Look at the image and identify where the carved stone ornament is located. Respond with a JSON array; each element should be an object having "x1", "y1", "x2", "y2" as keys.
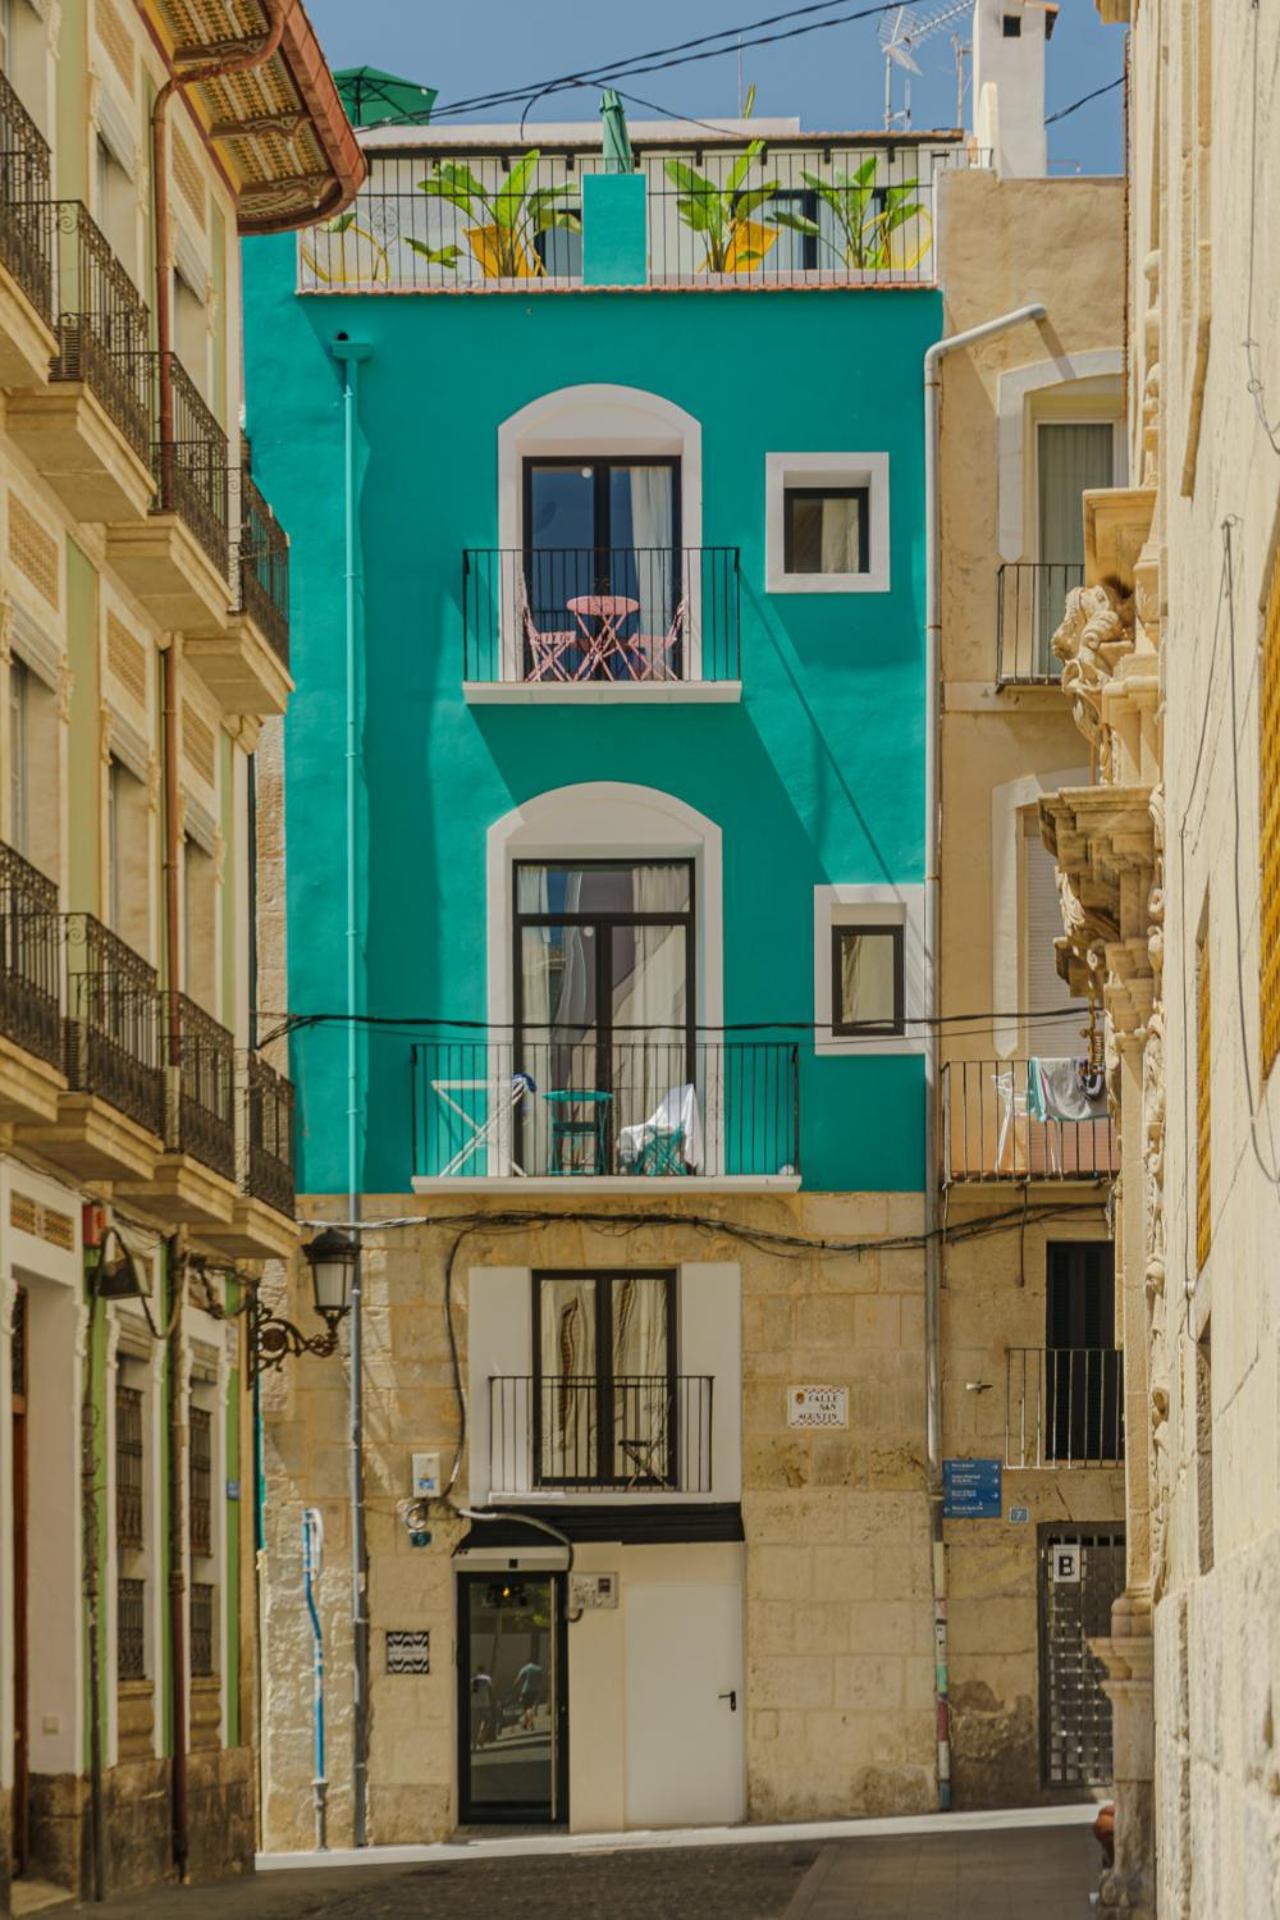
[
  {"x1": 1147, "y1": 784, "x2": 1165, "y2": 981},
  {"x1": 1053, "y1": 582, "x2": 1135, "y2": 777}
]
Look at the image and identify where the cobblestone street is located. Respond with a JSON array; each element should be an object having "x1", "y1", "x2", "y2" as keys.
[{"x1": 70, "y1": 1820, "x2": 1100, "y2": 1920}]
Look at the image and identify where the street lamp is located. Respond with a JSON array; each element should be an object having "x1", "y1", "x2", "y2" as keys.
[{"x1": 250, "y1": 1228, "x2": 358, "y2": 1380}]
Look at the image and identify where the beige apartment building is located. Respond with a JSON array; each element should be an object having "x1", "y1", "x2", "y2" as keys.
[
  {"x1": 1037, "y1": 1, "x2": 1280, "y2": 1915},
  {"x1": 0, "y1": 1, "x2": 358, "y2": 1908},
  {"x1": 935, "y1": 162, "x2": 1127, "y2": 1808}
]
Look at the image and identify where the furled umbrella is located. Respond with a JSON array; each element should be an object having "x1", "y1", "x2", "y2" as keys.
[
  {"x1": 335, "y1": 67, "x2": 438, "y2": 129},
  {"x1": 600, "y1": 88, "x2": 634, "y2": 173}
]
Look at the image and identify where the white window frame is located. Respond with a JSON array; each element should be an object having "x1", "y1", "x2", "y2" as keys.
[
  {"x1": 765, "y1": 452, "x2": 890, "y2": 594},
  {"x1": 814, "y1": 883, "x2": 925, "y2": 1056}
]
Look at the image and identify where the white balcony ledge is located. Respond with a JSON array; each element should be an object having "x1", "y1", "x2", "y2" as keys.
[
  {"x1": 462, "y1": 679, "x2": 742, "y2": 706},
  {"x1": 413, "y1": 1173, "x2": 801, "y2": 1194}
]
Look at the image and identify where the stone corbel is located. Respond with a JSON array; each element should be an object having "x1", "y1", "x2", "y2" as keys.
[{"x1": 1052, "y1": 583, "x2": 1134, "y2": 774}]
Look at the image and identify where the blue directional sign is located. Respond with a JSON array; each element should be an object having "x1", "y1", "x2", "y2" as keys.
[{"x1": 943, "y1": 1458, "x2": 1002, "y2": 1518}]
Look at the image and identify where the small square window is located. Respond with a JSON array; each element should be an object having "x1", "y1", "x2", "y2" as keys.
[
  {"x1": 783, "y1": 487, "x2": 869, "y2": 576},
  {"x1": 1002, "y1": 13, "x2": 1022, "y2": 35},
  {"x1": 832, "y1": 925, "x2": 904, "y2": 1035}
]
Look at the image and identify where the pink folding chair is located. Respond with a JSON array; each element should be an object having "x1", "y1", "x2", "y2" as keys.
[
  {"x1": 521, "y1": 599, "x2": 577, "y2": 683},
  {"x1": 624, "y1": 601, "x2": 685, "y2": 682}
]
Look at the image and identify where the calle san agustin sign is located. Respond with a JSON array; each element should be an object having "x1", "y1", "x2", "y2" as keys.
[{"x1": 788, "y1": 1385, "x2": 849, "y2": 1429}]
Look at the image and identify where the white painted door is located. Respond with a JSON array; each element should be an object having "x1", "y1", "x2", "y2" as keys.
[{"x1": 624, "y1": 1582, "x2": 745, "y2": 1828}]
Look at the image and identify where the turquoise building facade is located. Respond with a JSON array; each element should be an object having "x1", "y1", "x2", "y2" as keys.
[{"x1": 245, "y1": 124, "x2": 964, "y2": 1844}]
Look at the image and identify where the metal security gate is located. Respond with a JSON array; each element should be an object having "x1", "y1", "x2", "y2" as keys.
[{"x1": 1039, "y1": 1525, "x2": 1125, "y2": 1788}]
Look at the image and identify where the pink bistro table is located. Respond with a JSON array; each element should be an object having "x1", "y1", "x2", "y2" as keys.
[{"x1": 566, "y1": 594, "x2": 640, "y2": 680}]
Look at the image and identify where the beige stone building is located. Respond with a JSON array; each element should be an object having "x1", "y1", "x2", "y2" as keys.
[
  {"x1": 1036, "y1": 2, "x2": 1280, "y2": 1914},
  {"x1": 0, "y1": 2, "x2": 358, "y2": 1909},
  {"x1": 935, "y1": 163, "x2": 1128, "y2": 1810}
]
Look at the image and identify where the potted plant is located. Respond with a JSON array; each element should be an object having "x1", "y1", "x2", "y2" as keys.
[
  {"x1": 664, "y1": 139, "x2": 783, "y2": 274},
  {"x1": 410, "y1": 152, "x2": 581, "y2": 279},
  {"x1": 299, "y1": 208, "x2": 392, "y2": 286},
  {"x1": 774, "y1": 156, "x2": 930, "y2": 271}
]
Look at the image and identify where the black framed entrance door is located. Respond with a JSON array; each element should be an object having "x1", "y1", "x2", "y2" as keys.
[{"x1": 458, "y1": 1572, "x2": 568, "y2": 1825}]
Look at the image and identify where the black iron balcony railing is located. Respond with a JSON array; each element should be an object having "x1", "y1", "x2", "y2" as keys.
[
  {"x1": 941, "y1": 1058, "x2": 1117, "y2": 1185},
  {"x1": 243, "y1": 1052, "x2": 295, "y2": 1217},
  {"x1": 996, "y1": 562, "x2": 1084, "y2": 684},
  {"x1": 48, "y1": 201, "x2": 152, "y2": 465},
  {"x1": 0, "y1": 840, "x2": 62, "y2": 1071},
  {"x1": 0, "y1": 71, "x2": 54, "y2": 323},
  {"x1": 412, "y1": 1035, "x2": 799, "y2": 1181},
  {"x1": 155, "y1": 352, "x2": 230, "y2": 578},
  {"x1": 233, "y1": 463, "x2": 290, "y2": 665},
  {"x1": 64, "y1": 914, "x2": 164, "y2": 1137},
  {"x1": 462, "y1": 547, "x2": 741, "y2": 686},
  {"x1": 490, "y1": 1374, "x2": 714, "y2": 1494},
  {"x1": 1005, "y1": 1346, "x2": 1125, "y2": 1470},
  {"x1": 164, "y1": 993, "x2": 235, "y2": 1180}
]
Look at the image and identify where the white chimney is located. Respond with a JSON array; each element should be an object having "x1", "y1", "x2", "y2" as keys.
[{"x1": 972, "y1": 0, "x2": 1056, "y2": 178}]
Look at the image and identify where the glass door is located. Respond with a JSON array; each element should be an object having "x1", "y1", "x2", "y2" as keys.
[
  {"x1": 459, "y1": 1573, "x2": 567, "y2": 1824},
  {"x1": 1036, "y1": 422, "x2": 1115, "y2": 674}
]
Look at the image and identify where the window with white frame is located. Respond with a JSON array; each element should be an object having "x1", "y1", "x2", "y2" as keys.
[
  {"x1": 9, "y1": 651, "x2": 60, "y2": 881},
  {"x1": 814, "y1": 884, "x2": 924, "y2": 1054},
  {"x1": 766, "y1": 453, "x2": 889, "y2": 593},
  {"x1": 106, "y1": 754, "x2": 150, "y2": 954}
]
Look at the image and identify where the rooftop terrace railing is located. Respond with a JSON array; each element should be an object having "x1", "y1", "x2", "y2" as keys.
[
  {"x1": 298, "y1": 141, "x2": 975, "y2": 293},
  {"x1": 0, "y1": 71, "x2": 54, "y2": 324}
]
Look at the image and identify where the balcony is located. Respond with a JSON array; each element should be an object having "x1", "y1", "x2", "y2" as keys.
[
  {"x1": 107, "y1": 352, "x2": 234, "y2": 640},
  {"x1": 203, "y1": 1054, "x2": 299, "y2": 1260},
  {"x1": 996, "y1": 563, "x2": 1084, "y2": 685},
  {"x1": 489, "y1": 1374, "x2": 714, "y2": 1497},
  {"x1": 7, "y1": 201, "x2": 155, "y2": 522},
  {"x1": 941, "y1": 1058, "x2": 1117, "y2": 1186},
  {"x1": 461, "y1": 547, "x2": 741, "y2": 702},
  {"x1": 0, "y1": 841, "x2": 65, "y2": 1125},
  {"x1": 32, "y1": 914, "x2": 165, "y2": 1181},
  {"x1": 201, "y1": 462, "x2": 296, "y2": 717},
  {"x1": 0, "y1": 72, "x2": 58, "y2": 386},
  {"x1": 120, "y1": 992, "x2": 239, "y2": 1227},
  {"x1": 411, "y1": 1036, "x2": 800, "y2": 1190},
  {"x1": 1005, "y1": 1346, "x2": 1125, "y2": 1470},
  {"x1": 298, "y1": 141, "x2": 968, "y2": 294}
]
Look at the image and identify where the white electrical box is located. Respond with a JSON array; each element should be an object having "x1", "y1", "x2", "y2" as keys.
[
  {"x1": 411, "y1": 1451, "x2": 441, "y2": 1499},
  {"x1": 570, "y1": 1571, "x2": 619, "y2": 1611}
]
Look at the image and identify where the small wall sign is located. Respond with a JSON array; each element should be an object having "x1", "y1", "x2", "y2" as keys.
[
  {"x1": 787, "y1": 1385, "x2": 848, "y2": 1429},
  {"x1": 385, "y1": 1630, "x2": 431, "y2": 1675},
  {"x1": 1051, "y1": 1544, "x2": 1082, "y2": 1584},
  {"x1": 943, "y1": 1458, "x2": 1002, "y2": 1518},
  {"x1": 225, "y1": 1480, "x2": 241, "y2": 1502},
  {"x1": 570, "y1": 1571, "x2": 618, "y2": 1611},
  {"x1": 1008, "y1": 1505, "x2": 1030, "y2": 1525}
]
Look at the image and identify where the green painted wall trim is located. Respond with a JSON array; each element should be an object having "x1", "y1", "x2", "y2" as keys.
[
  {"x1": 224, "y1": 1278, "x2": 240, "y2": 1750},
  {"x1": 220, "y1": 731, "x2": 236, "y2": 1026},
  {"x1": 81, "y1": 1277, "x2": 109, "y2": 1773},
  {"x1": 65, "y1": 540, "x2": 100, "y2": 913},
  {"x1": 582, "y1": 175, "x2": 647, "y2": 287}
]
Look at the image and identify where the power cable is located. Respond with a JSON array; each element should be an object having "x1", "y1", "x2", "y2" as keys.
[{"x1": 1044, "y1": 76, "x2": 1124, "y2": 127}]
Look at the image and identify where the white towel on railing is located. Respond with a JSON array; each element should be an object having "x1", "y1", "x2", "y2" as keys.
[
  {"x1": 1027, "y1": 1057, "x2": 1109, "y2": 1124},
  {"x1": 617, "y1": 1082, "x2": 704, "y2": 1172}
]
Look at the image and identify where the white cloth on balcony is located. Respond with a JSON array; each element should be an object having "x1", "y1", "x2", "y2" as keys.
[
  {"x1": 617, "y1": 1081, "x2": 703, "y2": 1172},
  {"x1": 1027, "y1": 1056, "x2": 1109, "y2": 1124}
]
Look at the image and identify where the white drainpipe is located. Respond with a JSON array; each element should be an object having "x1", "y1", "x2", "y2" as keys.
[{"x1": 922, "y1": 301, "x2": 1046, "y2": 1809}]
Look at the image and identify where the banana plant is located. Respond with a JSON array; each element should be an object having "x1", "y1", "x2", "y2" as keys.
[
  {"x1": 774, "y1": 157, "x2": 928, "y2": 270},
  {"x1": 664, "y1": 139, "x2": 782, "y2": 273},
  {"x1": 300, "y1": 208, "x2": 391, "y2": 286},
  {"x1": 410, "y1": 151, "x2": 581, "y2": 278}
]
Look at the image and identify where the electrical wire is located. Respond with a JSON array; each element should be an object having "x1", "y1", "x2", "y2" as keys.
[
  {"x1": 1243, "y1": 0, "x2": 1280, "y2": 455},
  {"x1": 1044, "y1": 76, "x2": 1124, "y2": 127},
  {"x1": 423, "y1": 0, "x2": 909, "y2": 125}
]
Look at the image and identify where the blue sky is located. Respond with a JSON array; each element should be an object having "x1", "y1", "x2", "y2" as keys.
[{"x1": 304, "y1": 0, "x2": 1124, "y2": 174}]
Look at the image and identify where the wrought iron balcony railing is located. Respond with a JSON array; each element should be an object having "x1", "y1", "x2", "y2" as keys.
[
  {"x1": 490, "y1": 1374, "x2": 714, "y2": 1495},
  {"x1": 996, "y1": 562, "x2": 1084, "y2": 685},
  {"x1": 242, "y1": 1052, "x2": 295, "y2": 1216},
  {"x1": 1005, "y1": 1346, "x2": 1125, "y2": 1470},
  {"x1": 64, "y1": 914, "x2": 165, "y2": 1137},
  {"x1": 48, "y1": 201, "x2": 153, "y2": 465},
  {"x1": 412, "y1": 1035, "x2": 799, "y2": 1181},
  {"x1": 0, "y1": 71, "x2": 54, "y2": 323},
  {"x1": 462, "y1": 547, "x2": 741, "y2": 686},
  {"x1": 155, "y1": 351, "x2": 230, "y2": 577},
  {"x1": 232, "y1": 461, "x2": 290, "y2": 665},
  {"x1": 0, "y1": 840, "x2": 62, "y2": 1071},
  {"x1": 941, "y1": 1058, "x2": 1117, "y2": 1185},
  {"x1": 164, "y1": 993, "x2": 235, "y2": 1180}
]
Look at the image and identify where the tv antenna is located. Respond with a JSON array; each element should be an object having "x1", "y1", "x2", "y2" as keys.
[{"x1": 879, "y1": 0, "x2": 974, "y2": 131}]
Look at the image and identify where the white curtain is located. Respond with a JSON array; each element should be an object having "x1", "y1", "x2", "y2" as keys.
[
  {"x1": 540, "y1": 1276, "x2": 597, "y2": 1480},
  {"x1": 821, "y1": 497, "x2": 862, "y2": 573},
  {"x1": 611, "y1": 1276, "x2": 670, "y2": 1481},
  {"x1": 1036, "y1": 423, "x2": 1114, "y2": 673},
  {"x1": 612, "y1": 865, "x2": 689, "y2": 1139},
  {"x1": 628, "y1": 467, "x2": 675, "y2": 637}
]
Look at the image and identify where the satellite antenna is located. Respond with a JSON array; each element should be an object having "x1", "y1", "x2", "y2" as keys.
[{"x1": 879, "y1": 0, "x2": 974, "y2": 131}]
